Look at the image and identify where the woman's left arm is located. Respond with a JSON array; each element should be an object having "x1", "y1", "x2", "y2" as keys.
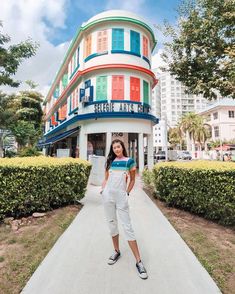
[{"x1": 126, "y1": 169, "x2": 135, "y2": 195}]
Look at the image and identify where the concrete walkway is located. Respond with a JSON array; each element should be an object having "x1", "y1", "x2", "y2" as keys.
[{"x1": 22, "y1": 176, "x2": 221, "y2": 294}]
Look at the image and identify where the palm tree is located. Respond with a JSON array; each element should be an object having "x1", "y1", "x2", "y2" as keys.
[
  {"x1": 168, "y1": 125, "x2": 184, "y2": 149},
  {"x1": 179, "y1": 112, "x2": 209, "y2": 154},
  {"x1": 179, "y1": 112, "x2": 199, "y2": 152},
  {"x1": 194, "y1": 120, "x2": 211, "y2": 152}
]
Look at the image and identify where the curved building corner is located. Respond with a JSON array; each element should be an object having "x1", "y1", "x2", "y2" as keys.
[{"x1": 41, "y1": 10, "x2": 159, "y2": 172}]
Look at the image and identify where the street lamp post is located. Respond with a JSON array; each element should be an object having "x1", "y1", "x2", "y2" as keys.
[
  {"x1": 163, "y1": 118, "x2": 168, "y2": 161},
  {"x1": 218, "y1": 110, "x2": 223, "y2": 161}
]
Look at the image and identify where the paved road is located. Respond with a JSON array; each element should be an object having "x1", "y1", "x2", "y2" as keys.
[{"x1": 22, "y1": 177, "x2": 221, "y2": 294}]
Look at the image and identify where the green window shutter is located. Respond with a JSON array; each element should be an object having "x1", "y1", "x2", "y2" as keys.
[
  {"x1": 96, "y1": 76, "x2": 107, "y2": 101},
  {"x1": 54, "y1": 85, "x2": 60, "y2": 98},
  {"x1": 112, "y1": 29, "x2": 124, "y2": 50},
  {"x1": 130, "y1": 30, "x2": 140, "y2": 55},
  {"x1": 143, "y1": 80, "x2": 149, "y2": 104},
  {"x1": 62, "y1": 74, "x2": 68, "y2": 88}
]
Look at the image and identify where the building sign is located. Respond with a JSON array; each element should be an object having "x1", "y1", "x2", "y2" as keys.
[{"x1": 93, "y1": 102, "x2": 150, "y2": 114}]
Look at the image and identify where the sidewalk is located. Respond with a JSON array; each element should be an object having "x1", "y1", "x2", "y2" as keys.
[{"x1": 22, "y1": 176, "x2": 221, "y2": 294}]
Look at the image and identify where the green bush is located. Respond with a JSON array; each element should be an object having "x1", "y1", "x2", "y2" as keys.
[
  {"x1": 0, "y1": 156, "x2": 91, "y2": 221},
  {"x1": 5, "y1": 150, "x2": 17, "y2": 158},
  {"x1": 144, "y1": 161, "x2": 235, "y2": 226},
  {"x1": 18, "y1": 146, "x2": 41, "y2": 157},
  {"x1": 142, "y1": 168, "x2": 155, "y2": 190}
]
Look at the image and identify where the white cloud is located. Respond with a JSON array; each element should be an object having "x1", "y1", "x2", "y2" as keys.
[
  {"x1": 0, "y1": 0, "x2": 69, "y2": 96},
  {"x1": 152, "y1": 49, "x2": 167, "y2": 72}
]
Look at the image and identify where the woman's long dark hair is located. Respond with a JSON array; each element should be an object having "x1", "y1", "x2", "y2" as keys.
[{"x1": 105, "y1": 139, "x2": 128, "y2": 171}]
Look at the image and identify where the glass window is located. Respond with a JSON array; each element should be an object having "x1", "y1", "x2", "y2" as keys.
[
  {"x1": 228, "y1": 110, "x2": 235, "y2": 118},
  {"x1": 205, "y1": 114, "x2": 211, "y2": 121},
  {"x1": 213, "y1": 112, "x2": 218, "y2": 120},
  {"x1": 214, "y1": 126, "x2": 219, "y2": 137}
]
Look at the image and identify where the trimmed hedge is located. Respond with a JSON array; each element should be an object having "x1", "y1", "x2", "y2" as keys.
[
  {"x1": 145, "y1": 161, "x2": 235, "y2": 225},
  {"x1": 0, "y1": 156, "x2": 91, "y2": 221}
]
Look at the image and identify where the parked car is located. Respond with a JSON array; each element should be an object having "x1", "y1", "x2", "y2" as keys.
[
  {"x1": 155, "y1": 151, "x2": 166, "y2": 161},
  {"x1": 177, "y1": 151, "x2": 192, "y2": 160}
]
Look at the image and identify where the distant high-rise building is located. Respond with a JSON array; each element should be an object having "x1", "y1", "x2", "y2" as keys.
[{"x1": 152, "y1": 71, "x2": 209, "y2": 150}]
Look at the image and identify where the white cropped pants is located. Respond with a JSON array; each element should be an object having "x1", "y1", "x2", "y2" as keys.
[{"x1": 101, "y1": 169, "x2": 136, "y2": 241}]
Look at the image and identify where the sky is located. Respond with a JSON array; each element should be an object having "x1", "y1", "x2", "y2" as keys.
[{"x1": 0, "y1": 0, "x2": 181, "y2": 96}]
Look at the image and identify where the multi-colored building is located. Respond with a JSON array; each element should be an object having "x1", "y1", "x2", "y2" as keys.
[{"x1": 42, "y1": 10, "x2": 158, "y2": 171}]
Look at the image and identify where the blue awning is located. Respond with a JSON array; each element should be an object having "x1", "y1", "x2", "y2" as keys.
[{"x1": 38, "y1": 127, "x2": 80, "y2": 147}]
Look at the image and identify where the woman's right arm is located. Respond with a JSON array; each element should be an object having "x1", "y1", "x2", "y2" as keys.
[{"x1": 101, "y1": 170, "x2": 109, "y2": 191}]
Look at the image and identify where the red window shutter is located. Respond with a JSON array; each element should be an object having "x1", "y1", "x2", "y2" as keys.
[
  {"x1": 59, "y1": 108, "x2": 62, "y2": 120},
  {"x1": 112, "y1": 75, "x2": 124, "y2": 100},
  {"x1": 143, "y1": 36, "x2": 148, "y2": 58},
  {"x1": 88, "y1": 35, "x2": 92, "y2": 56},
  {"x1": 97, "y1": 30, "x2": 107, "y2": 53},
  {"x1": 51, "y1": 115, "x2": 57, "y2": 126},
  {"x1": 63, "y1": 104, "x2": 67, "y2": 119},
  {"x1": 72, "y1": 92, "x2": 75, "y2": 110},
  {"x1": 102, "y1": 30, "x2": 107, "y2": 51},
  {"x1": 97, "y1": 31, "x2": 102, "y2": 52},
  {"x1": 130, "y1": 77, "x2": 140, "y2": 102},
  {"x1": 75, "y1": 88, "x2": 78, "y2": 108},
  {"x1": 59, "y1": 103, "x2": 67, "y2": 120},
  {"x1": 84, "y1": 35, "x2": 92, "y2": 58}
]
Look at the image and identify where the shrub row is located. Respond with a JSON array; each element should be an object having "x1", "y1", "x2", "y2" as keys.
[
  {"x1": 144, "y1": 161, "x2": 235, "y2": 226},
  {"x1": 0, "y1": 156, "x2": 91, "y2": 221}
]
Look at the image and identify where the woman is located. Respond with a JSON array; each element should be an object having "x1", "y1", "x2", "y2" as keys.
[{"x1": 100, "y1": 139, "x2": 148, "y2": 279}]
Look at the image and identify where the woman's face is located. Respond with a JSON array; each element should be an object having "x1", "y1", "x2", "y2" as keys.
[{"x1": 112, "y1": 142, "x2": 123, "y2": 157}]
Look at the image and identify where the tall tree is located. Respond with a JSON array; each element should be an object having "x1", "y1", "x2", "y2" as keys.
[
  {"x1": 0, "y1": 21, "x2": 38, "y2": 87},
  {"x1": 179, "y1": 112, "x2": 210, "y2": 152},
  {"x1": 168, "y1": 125, "x2": 184, "y2": 149},
  {"x1": 0, "y1": 91, "x2": 16, "y2": 156},
  {"x1": 0, "y1": 88, "x2": 43, "y2": 153},
  {"x1": 160, "y1": 0, "x2": 235, "y2": 100},
  {"x1": 9, "y1": 89, "x2": 43, "y2": 149}
]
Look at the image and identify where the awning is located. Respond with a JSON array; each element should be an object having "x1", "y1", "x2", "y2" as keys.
[
  {"x1": 214, "y1": 145, "x2": 231, "y2": 151},
  {"x1": 38, "y1": 126, "x2": 80, "y2": 147}
]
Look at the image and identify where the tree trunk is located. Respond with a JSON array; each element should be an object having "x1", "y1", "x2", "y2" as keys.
[
  {"x1": 0, "y1": 134, "x2": 4, "y2": 158},
  {"x1": 186, "y1": 131, "x2": 191, "y2": 151},
  {"x1": 191, "y1": 139, "x2": 196, "y2": 159}
]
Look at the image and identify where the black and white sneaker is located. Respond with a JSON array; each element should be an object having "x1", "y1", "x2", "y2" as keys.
[
  {"x1": 136, "y1": 260, "x2": 148, "y2": 279},
  {"x1": 108, "y1": 250, "x2": 121, "y2": 265}
]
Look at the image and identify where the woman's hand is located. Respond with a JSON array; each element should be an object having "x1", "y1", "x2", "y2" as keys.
[{"x1": 126, "y1": 169, "x2": 135, "y2": 196}]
